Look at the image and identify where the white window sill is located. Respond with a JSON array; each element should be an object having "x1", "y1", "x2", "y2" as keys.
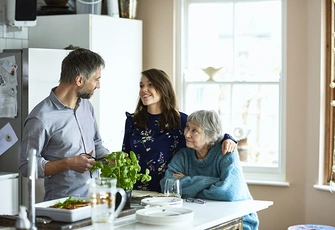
[
  {"x1": 246, "y1": 180, "x2": 290, "y2": 187},
  {"x1": 313, "y1": 184, "x2": 335, "y2": 193}
]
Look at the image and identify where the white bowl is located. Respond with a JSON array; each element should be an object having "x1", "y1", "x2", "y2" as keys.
[{"x1": 35, "y1": 197, "x2": 91, "y2": 222}]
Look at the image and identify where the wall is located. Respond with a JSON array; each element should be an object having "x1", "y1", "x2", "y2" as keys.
[
  {"x1": 0, "y1": 0, "x2": 28, "y2": 51},
  {"x1": 137, "y1": 0, "x2": 174, "y2": 77},
  {"x1": 137, "y1": 0, "x2": 335, "y2": 229},
  {"x1": 0, "y1": 0, "x2": 75, "y2": 52}
]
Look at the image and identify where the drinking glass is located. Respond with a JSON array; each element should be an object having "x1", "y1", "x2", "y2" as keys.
[{"x1": 164, "y1": 179, "x2": 182, "y2": 198}]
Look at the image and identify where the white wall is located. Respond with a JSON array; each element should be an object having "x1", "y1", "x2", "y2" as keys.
[
  {"x1": 0, "y1": 0, "x2": 76, "y2": 51},
  {"x1": 137, "y1": 0, "x2": 335, "y2": 229},
  {"x1": 0, "y1": 0, "x2": 28, "y2": 50}
]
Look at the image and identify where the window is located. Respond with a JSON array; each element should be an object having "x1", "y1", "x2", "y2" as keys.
[
  {"x1": 326, "y1": 0, "x2": 335, "y2": 187},
  {"x1": 176, "y1": 0, "x2": 284, "y2": 181}
]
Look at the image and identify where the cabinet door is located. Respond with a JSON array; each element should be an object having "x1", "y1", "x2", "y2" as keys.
[{"x1": 0, "y1": 178, "x2": 19, "y2": 214}]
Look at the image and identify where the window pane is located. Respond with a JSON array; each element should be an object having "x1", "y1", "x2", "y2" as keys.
[
  {"x1": 185, "y1": 1, "x2": 281, "y2": 82},
  {"x1": 183, "y1": 0, "x2": 282, "y2": 170},
  {"x1": 185, "y1": 83, "x2": 279, "y2": 166}
]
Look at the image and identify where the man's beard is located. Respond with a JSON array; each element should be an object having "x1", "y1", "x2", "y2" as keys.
[{"x1": 77, "y1": 88, "x2": 93, "y2": 99}]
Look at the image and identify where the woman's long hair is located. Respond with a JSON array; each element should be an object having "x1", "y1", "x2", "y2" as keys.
[{"x1": 133, "y1": 68, "x2": 181, "y2": 130}]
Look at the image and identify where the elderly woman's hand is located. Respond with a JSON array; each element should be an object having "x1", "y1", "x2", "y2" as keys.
[
  {"x1": 222, "y1": 139, "x2": 237, "y2": 154},
  {"x1": 172, "y1": 172, "x2": 185, "y2": 179}
]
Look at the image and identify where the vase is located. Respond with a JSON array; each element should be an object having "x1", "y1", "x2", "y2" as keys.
[
  {"x1": 118, "y1": 0, "x2": 137, "y2": 19},
  {"x1": 115, "y1": 189, "x2": 132, "y2": 210}
]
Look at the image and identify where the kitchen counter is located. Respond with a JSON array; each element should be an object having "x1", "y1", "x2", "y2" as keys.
[
  {"x1": 0, "y1": 198, "x2": 273, "y2": 230},
  {"x1": 78, "y1": 199, "x2": 273, "y2": 230}
]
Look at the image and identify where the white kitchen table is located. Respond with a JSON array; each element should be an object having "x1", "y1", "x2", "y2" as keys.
[{"x1": 78, "y1": 199, "x2": 273, "y2": 230}]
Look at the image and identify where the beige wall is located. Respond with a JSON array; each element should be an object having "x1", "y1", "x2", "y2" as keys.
[
  {"x1": 138, "y1": 0, "x2": 335, "y2": 229},
  {"x1": 137, "y1": 0, "x2": 174, "y2": 76}
]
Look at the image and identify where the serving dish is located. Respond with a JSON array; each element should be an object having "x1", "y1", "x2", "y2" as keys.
[
  {"x1": 141, "y1": 197, "x2": 183, "y2": 207},
  {"x1": 35, "y1": 197, "x2": 91, "y2": 222},
  {"x1": 136, "y1": 207, "x2": 194, "y2": 226}
]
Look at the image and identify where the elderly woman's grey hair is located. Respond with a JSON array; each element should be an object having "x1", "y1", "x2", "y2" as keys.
[{"x1": 187, "y1": 110, "x2": 223, "y2": 148}]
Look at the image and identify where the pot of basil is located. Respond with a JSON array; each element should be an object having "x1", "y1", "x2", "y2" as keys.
[{"x1": 90, "y1": 151, "x2": 151, "y2": 209}]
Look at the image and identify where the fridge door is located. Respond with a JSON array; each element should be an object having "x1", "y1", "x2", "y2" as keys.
[
  {"x1": 23, "y1": 48, "x2": 71, "y2": 206},
  {"x1": 0, "y1": 48, "x2": 72, "y2": 210},
  {"x1": 0, "y1": 50, "x2": 23, "y2": 174},
  {"x1": 27, "y1": 48, "x2": 71, "y2": 112}
]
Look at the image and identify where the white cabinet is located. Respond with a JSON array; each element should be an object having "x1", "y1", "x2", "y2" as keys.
[
  {"x1": 0, "y1": 172, "x2": 19, "y2": 214},
  {"x1": 28, "y1": 15, "x2": 142, "y2": 152}
]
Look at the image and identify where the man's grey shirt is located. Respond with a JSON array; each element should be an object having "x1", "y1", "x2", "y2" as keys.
[{"x1": 19, "y1": 87, "x2": 109, "y2": 201}]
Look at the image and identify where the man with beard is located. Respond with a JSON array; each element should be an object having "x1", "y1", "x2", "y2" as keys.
[{"x1": 19, "y1": 48, "x2": 109, "y2": 201}]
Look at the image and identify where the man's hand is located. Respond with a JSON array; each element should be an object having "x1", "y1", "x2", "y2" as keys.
[
  {"x1": 221, "y1": 139, "x2": 237, "y2": 154},
  {"x1": 73, "y1": 150, "x2": 95, "y2": 173},
  {"x1": 44, "y1": 150, "x2": 95, "y2": 176}
]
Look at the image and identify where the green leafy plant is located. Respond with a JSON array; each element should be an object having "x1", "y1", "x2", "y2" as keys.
[
  {"x1": 50, "y1": 196, "x2": 90, "y2": 209},
  {"x1": 90, "y1": 151, "x2": 151, "y2": 190}
]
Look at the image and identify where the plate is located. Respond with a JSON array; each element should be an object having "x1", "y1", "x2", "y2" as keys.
[
  {"x1": 136, "y1": 207, "x2": 194, "y2": 226},
  {"x1": 35, "y1": 197, "x2": 91, "y2": 222},
  {"x1": 141, "y1": 197, "x2": 183, "y2": 207},
  {"x1": 132, "y1": 190, "x2": 163, "y2": 198}
]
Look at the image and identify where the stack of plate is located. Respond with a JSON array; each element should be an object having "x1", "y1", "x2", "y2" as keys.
[
  {"x1": 140, "y1": 197, "x2": 183, "y2": 207},
  {"x1": 136, "y1": 206, "x2": 194, "y2": 226}
]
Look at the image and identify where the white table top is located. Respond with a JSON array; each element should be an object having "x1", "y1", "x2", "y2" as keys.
[{"x1": 79, "y1": 199, "x2": 273, "y2": 230}]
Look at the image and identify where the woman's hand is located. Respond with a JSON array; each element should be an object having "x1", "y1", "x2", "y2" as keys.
[
  {"x1": 222, "y1": 139, "x2": 237, "y2": 154},
  {"x1": 172, "y1": 172, "x2": 185, "y2": 178}
]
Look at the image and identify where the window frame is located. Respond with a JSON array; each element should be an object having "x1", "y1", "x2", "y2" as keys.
[
  {"x1": 175, "y1": 0, "x2": 287, "y2": 183},
  {"x1": 325, "y1": 0, "x2": 334, "y2": 185}
]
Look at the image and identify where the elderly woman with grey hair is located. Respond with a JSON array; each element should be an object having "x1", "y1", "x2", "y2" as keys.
[{"x1": 160, "y1": 110, "x2": 259, "y2": 230}]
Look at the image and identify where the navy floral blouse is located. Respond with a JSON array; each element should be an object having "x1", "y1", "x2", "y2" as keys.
[{"x1": 122, "y1": 112, "x2": 188, "y2": 192}]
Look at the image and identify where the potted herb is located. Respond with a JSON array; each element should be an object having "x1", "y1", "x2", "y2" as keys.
[{"x1": 90, "y1": 151, "x2": 151, "y2": 208}]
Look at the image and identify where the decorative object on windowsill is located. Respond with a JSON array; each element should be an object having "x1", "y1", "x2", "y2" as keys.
[
  {"x1": 90, "y1": 151, "x2": 152, "y2": 209},
  {"x1": 201, "y1": 66, "x2": 226, "y2": 81},
  {"x1": 118, "y1": 0, "x2": 137, "y2": 19}
]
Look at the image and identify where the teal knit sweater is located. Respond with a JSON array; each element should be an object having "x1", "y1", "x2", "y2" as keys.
[{"x1": 160, "y1": 143, "x2": 259, "y2": 230}]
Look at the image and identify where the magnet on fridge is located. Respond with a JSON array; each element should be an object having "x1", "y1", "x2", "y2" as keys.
[
  {"x1": 0, "y1": 72, "x2": 6, "y2": 86},
  {"x1": 9, "y1": 64, "x2": 18, "y2": 75},
  {"x1": 6, "y1": 134, "x2": 12, "y2": 142},
  {"x1": 3, "y1": 58, "x2": 18, "y2": 75}
]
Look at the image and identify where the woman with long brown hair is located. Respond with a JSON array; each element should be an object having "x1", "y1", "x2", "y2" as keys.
[{"x1": 122, "y1": 68, "x2": 236, "y2": 192}]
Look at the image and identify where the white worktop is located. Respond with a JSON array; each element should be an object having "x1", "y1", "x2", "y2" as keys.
[{"x1": 79, "y1": 199, "x2": 273, "y2": 230}]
